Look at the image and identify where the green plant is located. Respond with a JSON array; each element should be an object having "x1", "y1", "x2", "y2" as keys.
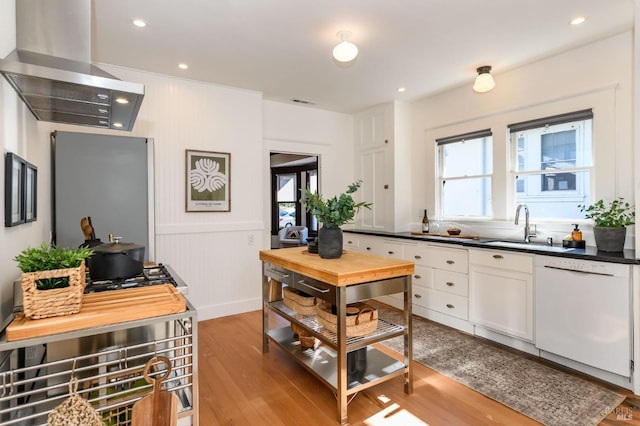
[
  {"x1": 301, "y1": 180, "x2": 372, "y2": 228},
  {"x1": 14, "y1": 243, "x2": 93, "y2": 290},
  {"x1": 578, "y1": 198, "x2": 635, "y2": 228}
]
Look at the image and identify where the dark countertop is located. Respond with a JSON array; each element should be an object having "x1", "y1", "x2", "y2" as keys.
[{"x1": 344, "y1": 229, "x2": 640, "y2": 265}]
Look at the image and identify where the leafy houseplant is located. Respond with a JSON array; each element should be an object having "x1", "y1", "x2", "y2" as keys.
[
  {"x1": 14, "y1": 243, "x2": 93, "y2": 289},
  {"x1": 578, "y1": 198, "x2": 635, "y2": 227},
  {"x1": 301, "y1": 180, "x2": 372, "y2": 258},
  {"x1": 579, "y1": 198, "x2": 635, "y2": 252}
]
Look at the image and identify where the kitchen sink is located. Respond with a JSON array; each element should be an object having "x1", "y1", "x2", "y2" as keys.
[{"x1": 481, "y1": 240, "x2": 576, "y2": 253}]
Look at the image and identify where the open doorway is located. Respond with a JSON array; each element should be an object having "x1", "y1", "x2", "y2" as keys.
[{"x1": 270, "y1": 153, "x2": 318, "y2": 248}]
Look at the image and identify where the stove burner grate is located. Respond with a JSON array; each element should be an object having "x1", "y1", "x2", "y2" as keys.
[{"x1": 84, "y1": 264, "x2": 177, "y2": 293}]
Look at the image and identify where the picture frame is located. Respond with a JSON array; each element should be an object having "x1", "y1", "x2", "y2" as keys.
[
  {"x1": 4, "y1": 152, "x2": 26, "y2": 227},
  {"x1": 185, "y1": 149, "x2": 231, "y2": 212},
  {"x1": 25, "y1": 162, "x2": 37, "y2": 222}
]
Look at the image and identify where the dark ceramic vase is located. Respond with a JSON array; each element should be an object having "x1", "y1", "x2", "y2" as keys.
[
  {"x1": 318, "y1": 226, "x2": 343, "y2": 259},
  {"x1": 593, "y1": 226, "x2": 626, "y2": 252}
]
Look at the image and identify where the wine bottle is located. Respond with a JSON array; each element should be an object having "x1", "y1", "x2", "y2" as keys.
[{"x1": 422, "y1": 209, "x2": 430, "y2": 233}]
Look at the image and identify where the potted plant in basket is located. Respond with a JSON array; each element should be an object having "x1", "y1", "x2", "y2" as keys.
[
  {"x1": 301, "y1": 180, "x2": 372, "y2": 259},
  {"x1": 14, "y1": 243, "x2": 93, "y2": 319},
  {"x1": 578, "y1": 198, "x2": 635, "y2": 252}
]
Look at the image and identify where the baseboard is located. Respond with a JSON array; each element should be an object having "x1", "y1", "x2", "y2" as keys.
[{"x1": 197, "y1": 297, "x2": 261, "y2": 321}]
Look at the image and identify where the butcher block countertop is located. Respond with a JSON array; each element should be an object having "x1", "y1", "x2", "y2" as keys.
[
  {"x1": 6, "y1": 284, "x2": 186, "y2": 342},
  {"x1": 259, "y1": 247, "x2": 414, "y2": 286}
]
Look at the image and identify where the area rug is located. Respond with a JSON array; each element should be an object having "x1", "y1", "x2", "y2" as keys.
[{"x1": 379, "y1": 307, "x2": 626, "y2": 426}]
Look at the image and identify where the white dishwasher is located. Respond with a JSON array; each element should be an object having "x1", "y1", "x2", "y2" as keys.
[{"x1": 535, "y1": 255, "x2": 631, "y2": 377}]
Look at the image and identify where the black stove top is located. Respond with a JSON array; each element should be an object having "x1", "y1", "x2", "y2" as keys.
[{"x1": 84, "y1": 264, "x2": 178, "y2": 293}]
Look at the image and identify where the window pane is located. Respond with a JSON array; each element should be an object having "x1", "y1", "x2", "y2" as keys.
[
  {"x1": 442, "y1": 178, "x2": 492, "y2": 217},
  {"x1": 515, "y1": 171, "x2": 590, "y2": 219},
  {"x1": 442, "y1": 138, "x2": 493, "y2": 178}
]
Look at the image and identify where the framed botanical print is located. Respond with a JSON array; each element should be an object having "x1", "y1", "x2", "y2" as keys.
[
  {"x1": 5, "y1": 152, "x2": 26, "y2": 227},
  {"x1": 185, "y1": 150, "x2": 231, "y2": 212},
  {"x1": 25, "y1": 162, "x2": 37, "y2": 222}
]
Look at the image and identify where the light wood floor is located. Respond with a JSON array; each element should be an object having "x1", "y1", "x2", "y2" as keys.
[{"x1": 198, "y1": 309, "x2": 640, "y2": 425}]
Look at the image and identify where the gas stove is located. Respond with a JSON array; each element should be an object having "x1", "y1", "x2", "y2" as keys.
[
  {"x1": 12, "y1": 263, "x2": 188, "y2": 315},
  {"x1": 84, "y1": 263, "x2": 183, "y2": 293}
]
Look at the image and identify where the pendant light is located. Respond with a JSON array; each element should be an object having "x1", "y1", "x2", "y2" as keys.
[
  {"x1": 473, "y1": 66, "x2": 495, "y2": 93},
  {"x1": 333, "y1": 31, "x2": 358, "y2": 62}
]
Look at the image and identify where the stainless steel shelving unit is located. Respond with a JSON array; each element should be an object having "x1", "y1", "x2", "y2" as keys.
[
  {"x1": 260, "y1": 249, "x2": 413, "y2": 425},
  {"x1": 0, "y1": 303, "x2": 198, "y2": 426}
]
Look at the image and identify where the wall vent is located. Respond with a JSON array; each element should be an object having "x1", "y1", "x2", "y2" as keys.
[{"x1": 290, "y1": 98, "x2": 316, "y2": 105}]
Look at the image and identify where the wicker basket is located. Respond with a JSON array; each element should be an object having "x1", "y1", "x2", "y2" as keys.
[
  {"x1": 316, "y1": 301, "x2": 378, "y2": 337},
  {"x1": 21, "y1": 261, "x2": 86, "y2": 319},
  {"x1": 283, "y1": 286, "x2": 318, "y2": 315}
]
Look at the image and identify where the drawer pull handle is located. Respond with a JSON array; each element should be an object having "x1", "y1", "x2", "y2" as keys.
[
  {"x1": 414, "y1": 255, "x2": 422, "y2": 260},
  {"x1": 414, "y1": 294, "x2": 422, "y2": 299},
  {"x1": 414, "y1": 275, "x2": 421, "y2": 279},
  {"x1": 347, "y1": 240, "x2": 353, "y2": 244},
  {"x1": 388, "y1": 251, "x2": 395, "y2": 255},
  {"x1": 366, "y1": 247, "x2": 372, "y2": 251},
  {"x1": 446, "y1": 304, "x2": 455, "y2": 309},
  {"x1": 446, "y1": 282, "x2": 455, "y2": 287},
  {"x1": 297, "y1": 280, "x2": 329, "y2": 293},
  {"x1": 446, "y1": 260, "x2": 455, "y2": 264},
  {"x1": 493, "y1": 254, "x2": 504, "y2": 259}
]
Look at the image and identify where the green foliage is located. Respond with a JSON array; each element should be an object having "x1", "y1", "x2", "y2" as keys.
[
  {"x1": 14, "y1": 243, "x2": 93, "y2": 290},
  {"x1": 301, "y1": 180, "x2": 373, "y2": 228},
  {"x1": 578, "y1": 198, "x2": 635, "y2": 228}
]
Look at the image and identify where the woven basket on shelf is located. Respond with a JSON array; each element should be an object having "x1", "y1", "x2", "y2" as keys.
[
  {"x1": 316, "y1": 301, "x2": 378, "y2": 337},
  {"x1": 283, "y1": 286, "x2": 318, "y2": 315},
  {"x1": 21, "y1": 261, "x2": 86, "y2": 320}
]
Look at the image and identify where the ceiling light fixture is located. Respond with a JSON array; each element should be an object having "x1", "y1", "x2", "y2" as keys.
[
  {"x1": 332, "y1": 31, "x2": 358, "y2": 62},
  {"x1": 397, "y1": 87, "x2": 406, "y2": 93},
  {"x1": 178, "y1": 63, "x2": 189, "y2": 70},
  {"x1": 473, "y1": 66, "x2": 495, "y2": 93},
  {"x1": 132, "y1": 19, "x2": 147, "y2": 28},
  {"x1": 570, "y1": 16, "x2": 586, "y2": 25}
]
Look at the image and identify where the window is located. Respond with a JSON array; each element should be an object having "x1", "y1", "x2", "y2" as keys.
[
  {"x1": 509, "y1": 109, "x2": 592, "y2": 219},
  {"x1": 437, "y1": 129, "x2": 493, "y2": 217}
]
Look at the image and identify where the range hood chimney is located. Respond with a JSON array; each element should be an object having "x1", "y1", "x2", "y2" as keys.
[{"x1": 0, "y1": 0, "x2": 144, "y2": 131}]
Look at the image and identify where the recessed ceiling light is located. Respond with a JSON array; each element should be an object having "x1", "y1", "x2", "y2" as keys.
[
  {"x1": 132, "y1": 19, "x2": 147, "y2": 28},
  {"x1": 397, "y1": 87, "x2": 406, "y2": 93},
  {"x1": 178, "y1": 63, "x2": 189, "y2": 70},
  {"x1": 115, "y1": 97, "x2": 129, "y2": 105},
  {"x1": 112, "y1": 122, "x2": 124, "y2": 128},
  {"x1": 570, "y1": 16, "x2": 586, "y2": 25}
]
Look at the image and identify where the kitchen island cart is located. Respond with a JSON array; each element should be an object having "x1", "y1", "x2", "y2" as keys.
[{"x1": 260, "y1": 247, "x2": 414, "y2": 424}]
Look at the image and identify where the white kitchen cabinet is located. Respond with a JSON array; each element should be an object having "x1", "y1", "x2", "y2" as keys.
[
  {"x1": 405, "y1": 243, "x2": 470, "y2": 323},
  {"x1": 469, "y1": 249, "x2": 534, "y2": 342},
  {"x1": 358, "y1": 235, "x2": 405, "y2": 259},
  {"x1": 354, "y1": 101, "x2": 411, "y2": 233}
]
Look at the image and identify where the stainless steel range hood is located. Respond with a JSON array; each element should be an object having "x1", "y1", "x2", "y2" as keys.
[{"x1": 0, "y1": 0, "x2": 144, "y2": 131}]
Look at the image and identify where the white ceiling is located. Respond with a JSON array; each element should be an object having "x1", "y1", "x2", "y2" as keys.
[{"x1": 91, "y1": 0, "x2": 634, "y2": 114}]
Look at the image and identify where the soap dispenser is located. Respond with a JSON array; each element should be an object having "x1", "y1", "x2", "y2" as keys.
[{"x1": 571, "y1": 224, "x2": 582, "y2": 241}]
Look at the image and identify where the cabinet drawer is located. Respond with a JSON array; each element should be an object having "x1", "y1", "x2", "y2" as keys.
[
  {"x1": 405, "y1": 245, "x2": 468, "y2": 273},
  {"x1": 469, "y1": 249, "x2": 533, "y2": 274},
  {"x1": 411, "y1": 265, "x2": 433, "y2": 288},
  {"x1": 433, "y1": 270, "x2": 468, "y2": 297},
  {"x1": 344, "y1": 237, "x2": 360, "y2": 251},
  {"x1": 425, "y1": 289, "x2": 469, "y2": 320},
  {"x1": 404, "y1": 245, "x2": 431, "y2": 266},
  {"x1": 291, "y1": 273, "x2": 336, "y2": 303},
  {"x1": 263, "y1": 262, "x2": 294, "y2": 285}
]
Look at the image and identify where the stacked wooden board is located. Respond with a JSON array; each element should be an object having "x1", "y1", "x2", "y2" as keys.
[{"x1": 6, "y1": 284, "x2": 186, "y2": 341}]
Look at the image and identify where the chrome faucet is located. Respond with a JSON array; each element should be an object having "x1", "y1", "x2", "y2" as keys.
[{"x1": 515, "y1": 204, "x2": 536, "y2": 243}]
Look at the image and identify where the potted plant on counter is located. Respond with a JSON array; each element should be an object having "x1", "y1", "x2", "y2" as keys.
[
  {"x1": 301, "y1": 180, "x2": 372, "y2": 259},
  {"x1": 579, "y1": 197, "x2": 635, "y2": 252},
  {"x1": 14, "y1": 243, "x2": 93, "y2": 319}
]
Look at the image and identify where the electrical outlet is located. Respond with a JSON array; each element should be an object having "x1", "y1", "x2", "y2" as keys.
[{"x1": 248, "y1": 234, "x2": 255, "y2": 245}]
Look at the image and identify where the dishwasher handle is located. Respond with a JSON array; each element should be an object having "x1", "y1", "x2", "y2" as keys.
[{"x1": 543, "y1": 264, "x2": 614, "y2": 277}]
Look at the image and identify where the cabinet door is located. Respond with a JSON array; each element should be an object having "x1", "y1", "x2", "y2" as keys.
[
  {"x1": 358, "y1": 148, "x2": 391, "y2": 230},
  {"x1": 469, "y1": 265, "x2": 533, "y2": 341},
  {"x1": 355, "y1": 104, "x2": 392, "y2": 150}
]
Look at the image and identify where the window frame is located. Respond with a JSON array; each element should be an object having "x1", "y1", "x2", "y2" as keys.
[
  {"x1": 436, "y1": 129, "x2": 493, "y2": 219},
  {"x1": 508, "y1": 109, "x2": 593, "y2": 220}
]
